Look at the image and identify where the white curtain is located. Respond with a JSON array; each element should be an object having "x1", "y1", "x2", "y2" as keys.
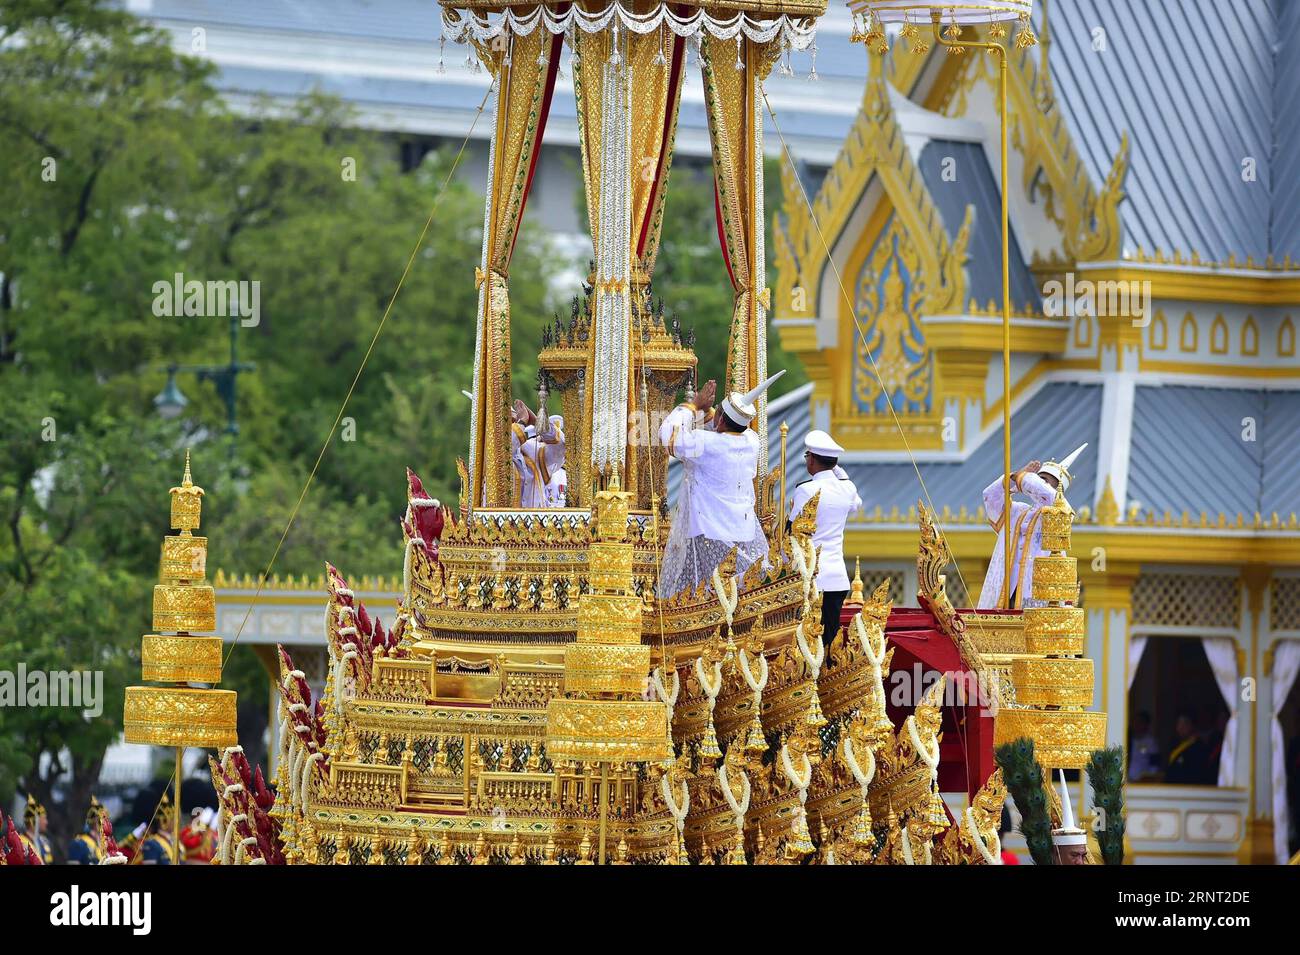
[
  {"x1": 1128, "y1": 635, "x2": 1148, "y2": 690},
  {"x1": 1201, "y1": 637, "x2": 1239, "y2": 787},
  {"x1": 1271, "y1": 641, "x2": 1300, "y2": 864}
]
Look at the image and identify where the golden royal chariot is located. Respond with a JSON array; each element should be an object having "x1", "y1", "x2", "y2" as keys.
[{"x1": 123, "y1": 0, "x2": 1106, "y2": 865}]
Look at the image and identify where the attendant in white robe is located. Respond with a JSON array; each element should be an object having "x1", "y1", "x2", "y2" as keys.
[
  {"x1": 510, "y1": 401, "x2": 547, "y2": 509},
  {"x1": 658, "y1": 371, "x2": 784, "y2": 598},
  {"x1": 976, "y1": 444, "x2": 1086, "y2": 609},
  {"x1": 787, "y1": 429, "x2": 862, "y2": 641},
  {"x1": 540, "y1": 414, "x2": 567, "y2": 507},
  {"x1": 511, "y1": 404, "x2": 567, "y2": 508}
]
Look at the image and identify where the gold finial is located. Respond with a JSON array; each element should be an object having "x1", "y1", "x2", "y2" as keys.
[
  {"x1": 848, "y1": 558, "x2": 865, "y2": 606},
  {"x1": 169, "y1": 449, "x2": 204, "y2": 533}
]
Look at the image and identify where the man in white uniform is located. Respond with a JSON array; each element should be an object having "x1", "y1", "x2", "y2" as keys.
[
  {"x1": 658, "y1": 371, "x2": 784, "y2": 598},
  {"x1": 976, "y1": 444, "x2": 1086, "y2": 609},
  {"x1": 787, "y1": 429, "x2": 862, "y2": 642}
]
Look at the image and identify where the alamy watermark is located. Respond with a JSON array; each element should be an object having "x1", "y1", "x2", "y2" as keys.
[
  {"x1": 1043, "y1": 272, "x2": 1152, "y2": 327},
  {"x1": 0, "y1": 665, "x2": 103, "y2": 718},
  {"x1": 152, "y1": 272, "x2": 260, "y2": 327}
]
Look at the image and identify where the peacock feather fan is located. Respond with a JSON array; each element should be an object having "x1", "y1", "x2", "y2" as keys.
[
  {"x1": 995, "y1": 737, "x2": 1054, "y2": 865},
  {"x1": 1086, "y1": 745, "x2": 1127, "y2": 865}
]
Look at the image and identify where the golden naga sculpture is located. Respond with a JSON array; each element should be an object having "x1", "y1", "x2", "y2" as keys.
[{"x1": 142, "y1": 0, "x2": 1110, "y2": 866}]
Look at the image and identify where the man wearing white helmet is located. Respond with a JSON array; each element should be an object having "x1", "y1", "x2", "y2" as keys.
[
  {"x1": 657, "y1": 370, "x2": 785, "y2": 598},
  {"x1": 1051, "y1": 770, "x2": 1091, "y2": 865},
  {"x1": 787, "y1": 429, "x2": 862, "y2": 643},
  {"x1": 976, "y1": 444, "x2": 1086, "y2": 609}
]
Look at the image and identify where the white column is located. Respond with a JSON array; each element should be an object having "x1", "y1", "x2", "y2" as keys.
[{"x1": 1093, "y1": 370, "x2": 1136, "y2": 515}]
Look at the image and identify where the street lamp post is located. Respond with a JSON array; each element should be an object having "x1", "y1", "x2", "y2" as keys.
[{"x1": 153, "y1": 313, "x2": 255, "y2": 464}]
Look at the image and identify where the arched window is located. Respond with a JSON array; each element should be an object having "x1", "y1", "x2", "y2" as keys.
[
  {"x1": 1242, "y1": 316, "x2": 1259, "y2": 356},
  {"x1": 1280, "y1": 316, "x2": 1296, "y2": 358},
  {"x1": 1179, "y1": 313, "x2": 1198, "y2": 352},
  {"x1": 1150, "y1": 310, "x2": 1167, "y2": 350},
  {"x1": 1210, "y1": 315, "x2": 1229, "y2": 354}
]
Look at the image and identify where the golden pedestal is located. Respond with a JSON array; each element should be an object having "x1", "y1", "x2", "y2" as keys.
[
  {"x1": 547, "y1": 478, "x2": 671, "y2": 765},
  {"x1": 122, "y1": 453, "x2": 238, "y2": 751},
  {"x1": 999, "y1": 487, "x2": 1106, "y2": 769}
]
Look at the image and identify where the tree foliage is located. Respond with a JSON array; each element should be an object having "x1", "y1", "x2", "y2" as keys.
[{"x1": 0, "y1": 0, "x2": 806, "y2": 858}]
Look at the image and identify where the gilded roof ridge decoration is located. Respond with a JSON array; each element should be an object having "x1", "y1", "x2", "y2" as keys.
[
  {"x1": 935, "y1": 29, "x2": 1129, "y2": 265},
  {"x1": 774, "y1": 59, "x2": 968, "y2": 323}
]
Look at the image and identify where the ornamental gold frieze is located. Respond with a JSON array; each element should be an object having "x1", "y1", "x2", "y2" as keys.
[
  {"x1": 588, "y1": 541, "x2": 634, "y2": 590},
  {"x1": 546, "y1": 699, "x2": 671, "y2": 764},
  {"x1": 961, "y1": 612, "x2": 1028, "y2": 656},
  {"x1": 577, "y1": 593, "x2": 642, "y2": 644},
  {"x1": 1023, "y1": 606, "x2": 1086, "y2": 655},
  {"x1": 656, "y1": 575, "x2": 805, "y2": 644},
  {"x1": 159, "y1": 534, "x2": 207, "y2": 582},
  {"x1": 993, "y1": 708, "x2": 1107, "y2": 768},
  {"x1": 496, "y1": 663, "x2": 565, "y2": 708},
  {"x1": 123, "y1": 686, "x2": 237, "y2": 748},
  {"x1": 369, "y1": 658, "x2": 436, "y2": 704},
  {"x1": 317, "y1": 761, "x2": 405, "y2": 810},
  {"x1": 152, "y1": 582, "x2": 216, "y2": 633},
  {"x1": 347, "y1": 700, "x2": 550, "y2": 737},
  {"x1": 140, "y1": 634, "x2": 223, "y2": 683},
  {"x1": 1011, "y1": 656, "x2": 1094, "y2": 707},
  {"x1": 1032, "y1": 556, "x2": 1079, "y2": 602},
  {"x1": 673, "y1": 647, "x2": 874, "y2": 741},
  {"x1": 443, "y1": 0, "x2": 830, "y2": 17},
  {"x1": 475, "y1": 770, "x2": 558, "y2": 810},
  {"x1": 562, "y1": 643, "x2": 653, "y2": 695}
]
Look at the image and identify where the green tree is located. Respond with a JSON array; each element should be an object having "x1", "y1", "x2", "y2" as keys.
[
  {"x1": 0, "y1": 0, "x2": 556, "y2": 856},
  {"x1": 652, "y1": 156, "x2": 807, "y2": 398}
]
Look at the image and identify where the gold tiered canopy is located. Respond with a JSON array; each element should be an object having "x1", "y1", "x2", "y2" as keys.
[{"x1": 446, "y1": 0, "x2": 826, "y2": 506}]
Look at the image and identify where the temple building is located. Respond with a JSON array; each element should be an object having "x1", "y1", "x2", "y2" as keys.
[{"x1": 771, "y1": 0, "x2": 1299, "y2": 863}]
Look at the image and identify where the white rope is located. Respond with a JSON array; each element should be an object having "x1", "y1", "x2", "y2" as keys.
[
  {"x1": 694, "y1": 657, "x2": 723, "y2": 704},
  {"x1": 710, "y1": 566, "x2": 739, "y2": 625},
  {"x1": 738, "y1": 649, "x2": 768, "y2": 694},
  {"x1": 842, "y1": 735, "x2": 876, "y2": 791},
  {"x1": 795, "y1": 619, "x2": 824, "y2": 679},
  {"x1": 651, "y1": 666, "x2": 680, "y2": 707},
  {"x1": 333, "y1": 644, "x2": 359, "y2": 715},
  {"x1": 299, "y1": 751, "x2": 325, "y2": 810},
  {"x1": 906, "y1": 716, "x2": 941, "y2": 775}
]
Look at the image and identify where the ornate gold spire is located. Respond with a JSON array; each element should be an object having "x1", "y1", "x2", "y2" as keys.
[
  {"x1": 997, "y1": 483, "x2": 1107, "y2": 768},
  {"x1": 125, "y1": 453, "x2": 237, "y2": 749}
]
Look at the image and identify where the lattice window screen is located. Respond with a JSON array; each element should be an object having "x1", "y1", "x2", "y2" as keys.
[
  {"x1": 944, "y1": 571, "x2": 971, "y2": 610},
  {"x1": 850, "y1": 565, "x2": 907, "y2": 607},
  {"x1": 1132, "y1": 573, "x2": 1240, "y2": 629},
  {"x1": 1270, "y1": 578, "x2": 1300, "y2": 631}
]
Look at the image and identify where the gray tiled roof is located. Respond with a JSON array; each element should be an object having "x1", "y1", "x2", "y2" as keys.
[
  {"x1": 1129, "y1": 385, "x2": 1300, "y2": 520},
  {"x1": 825, "y1": 381, "x2": 1102, "y2": 520},
  {"x1": 1043, "y1": 0, "x2": 1291, "y2": 262},
  {"x1": 918, "y1": 140, "x2": 1041, "y2": 311}
]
